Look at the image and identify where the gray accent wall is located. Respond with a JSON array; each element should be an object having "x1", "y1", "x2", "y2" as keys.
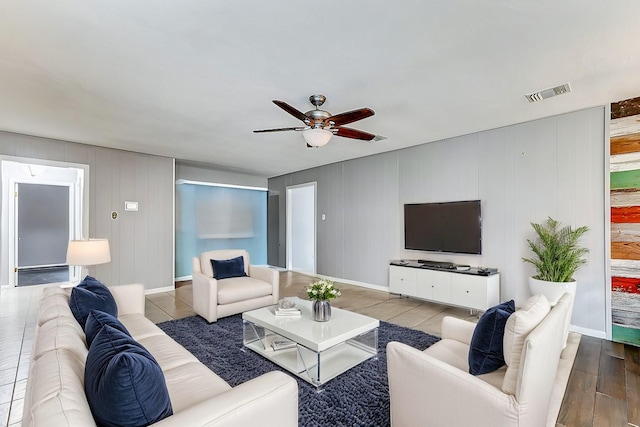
[
  {"x1": 0, "y1": 130, "x2": 174, "y2": 291},
  {"x1": 269, "y1": 107, "x2": 607, "y2": 335}
]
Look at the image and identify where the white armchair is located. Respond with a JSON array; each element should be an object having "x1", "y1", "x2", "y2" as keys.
[
  {"x1": 192, "y1": 249, "x2": 279, "y2": 323},
  {"x1": 387, "y1": 293, "x2": 572, "y2": 427}
]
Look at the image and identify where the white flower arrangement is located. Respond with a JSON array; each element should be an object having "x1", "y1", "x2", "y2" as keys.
[{"x1": 306, "y1": 279, "x2": 341, "y2": 301}]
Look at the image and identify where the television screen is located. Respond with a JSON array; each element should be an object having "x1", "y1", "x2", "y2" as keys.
[{"x1": 404, "y1": 200, "x2": 482, "y2": 255}]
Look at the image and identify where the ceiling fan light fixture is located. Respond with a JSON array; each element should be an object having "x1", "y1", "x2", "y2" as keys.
[{"x1": 302, "y1": 128, "x2": 332, "y2": 147}]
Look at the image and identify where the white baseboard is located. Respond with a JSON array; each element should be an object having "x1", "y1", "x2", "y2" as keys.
[
  {"x1": 145, "y1": 286, "x2": 175, "y2": 295},
  {"x1": 569, "y1": 324, "x2": 607, "y2": 339},
  {"x1": 293, "y1": 271, "x2": 389, "y2": 293},
  {"x1": 175, "y1": 275, "x2": 192, "y2": 282}
]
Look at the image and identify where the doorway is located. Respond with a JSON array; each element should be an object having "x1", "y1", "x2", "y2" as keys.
[
  {"x1": 1, "y1": 158, "x2": 88, "y2": 288},
  {"x1": 286, "y1": 182, "x2": 316, "y2": 274},
  {"x1": 16, "y1": 183, "x2": 71, "y2": 286}
]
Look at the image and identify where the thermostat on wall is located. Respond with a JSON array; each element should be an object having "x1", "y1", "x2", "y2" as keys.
[{"x1": 124, "y1": 201, "x2": 138, "y2": 211}]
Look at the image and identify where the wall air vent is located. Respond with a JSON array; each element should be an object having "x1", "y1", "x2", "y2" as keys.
[{"x1": 525, "y1": 83, "x2": 571, "y2": 103}]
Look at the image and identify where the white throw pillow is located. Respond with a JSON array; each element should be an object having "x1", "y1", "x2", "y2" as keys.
[{"x1": 501, "y1": 293, "x2": 551, "y2": 395}]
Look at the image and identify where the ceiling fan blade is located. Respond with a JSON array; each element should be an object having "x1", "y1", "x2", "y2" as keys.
[
  {"x1": 273, "y1": 100, "x2": 310, "y2": 123},
  {"x1": 334, "y1": 127, "x2": 377, "y2": 141},
  {"x1": 327, "y1": 108, "x2": 374, "y2": 127},
  {"x1": 253, "y1": 127, "x2": 305, "y2": 133}
]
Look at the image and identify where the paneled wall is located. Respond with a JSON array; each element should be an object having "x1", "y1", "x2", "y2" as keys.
[
  {"x1": 269, "y1": 107, "x2": 607, "y2": 335},
  {"x1": 0, "y1": 130, "x2": 174, "y2": 291}
]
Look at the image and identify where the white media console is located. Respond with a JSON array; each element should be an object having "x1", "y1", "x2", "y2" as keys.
[{"x1": 389, "y1": 260, "x2": 500, "y2": 311}]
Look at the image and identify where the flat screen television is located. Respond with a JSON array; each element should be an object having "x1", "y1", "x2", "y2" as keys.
[{"x1": 404, "y1": 200, "x2": 482, "y2": 255}]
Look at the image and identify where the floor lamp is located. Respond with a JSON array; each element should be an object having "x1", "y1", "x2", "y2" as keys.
[{"x1": 66, "y1": 239, "x2": 111, "y2": 280}]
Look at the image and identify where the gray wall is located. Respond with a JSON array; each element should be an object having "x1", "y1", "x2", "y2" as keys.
[
  {"x1": 0, "y1": 131, "x2": 174, "y2": 291},
  {"x1": 269, "y1": 107, "x2": 607, "y2": 335}
]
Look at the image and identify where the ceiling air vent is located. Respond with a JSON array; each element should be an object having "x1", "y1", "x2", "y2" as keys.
[{"x1": 525, "y1": 83, "x2": 571, "y2": 103}]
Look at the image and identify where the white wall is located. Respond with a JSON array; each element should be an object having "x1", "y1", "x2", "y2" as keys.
[
  {"x1": 176, "y1": 161, "x2": 267, "y2": 188},
  {"x1": 269, "y1": 106, "x2": 607, "y2": 336}
]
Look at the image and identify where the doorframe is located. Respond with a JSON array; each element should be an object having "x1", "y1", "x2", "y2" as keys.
[
  {"x1": 1, "y1": 156, "x2": 89, "y2": 288},
  {"x1": 286, "y1": 182, "x2": 317, "y2": 274}
]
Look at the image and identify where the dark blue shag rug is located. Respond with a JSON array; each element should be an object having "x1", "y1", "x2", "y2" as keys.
[{"x1": 158, "y1": 314, "x2": 439, "y2": 427}]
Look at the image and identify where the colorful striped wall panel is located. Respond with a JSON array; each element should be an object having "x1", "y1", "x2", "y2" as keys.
[{"x1": 610, "y1": 97, "x2": 640, "y2": 346}]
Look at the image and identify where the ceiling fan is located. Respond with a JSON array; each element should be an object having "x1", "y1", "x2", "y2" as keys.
[{"x1": 253, "y1": 94, "x2": 384, "y2": 147}]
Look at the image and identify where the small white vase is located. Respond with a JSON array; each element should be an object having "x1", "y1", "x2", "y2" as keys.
[{"x1": 528, "y1": 277, "x2": 577, "y2": 306}]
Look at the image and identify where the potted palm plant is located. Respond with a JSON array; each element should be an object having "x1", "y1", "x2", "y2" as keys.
[{"x1": 522, "y1": 217, "x2": 589, "y2": 304}]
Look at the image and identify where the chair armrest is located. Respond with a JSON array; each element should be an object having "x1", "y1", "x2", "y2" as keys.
[
  {"x1": 192, "y1": 256, "x2": 202, "y2": 274},
  {"x1": 441, "y1": 316, "x2": 477, "y2": 345},
  {"x1": 387, "y1": 342, "x2": 518, "y2": 427},
  {"x1": 191, "y1": 270, "x2": 219, "y2": 322},
  {"x1": 150, "y1": 371, "x2": 298, "y2": 427},
  {"x1": 249, "y1": 265, "x2": 279, "y2": 302},
  {"x1": 249, "y1": 265, "x2": 277, "y2": 285},
  {"x1": 108, "y1": 283, "x2": 145, "y2": 316}
]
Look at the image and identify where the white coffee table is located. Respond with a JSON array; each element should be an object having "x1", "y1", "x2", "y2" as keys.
[{"x1": 242, "y1": 297, "x2": 379, "y2": 386}]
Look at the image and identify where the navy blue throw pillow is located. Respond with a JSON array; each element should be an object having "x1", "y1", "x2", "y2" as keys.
[
  {"x1": 85, "y1": 325, "x2": 173, "y2": 427},
  {"x1": 69, "y1": 276, "x2": 118, "y2": 328},
  {"x1": 468, "y1": 300, "x2": 515, "y2": 375},
  {"x1": 211, "y1": 256, "x2": 247, "y2": 280},
  {"x1": 84, "y1": 309, "x2": 130, "y2": 347}
]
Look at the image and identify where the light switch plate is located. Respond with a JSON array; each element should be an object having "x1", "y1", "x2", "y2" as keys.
[{"x1": 124, "y1": 201, "x2": 138, "y2": 211}]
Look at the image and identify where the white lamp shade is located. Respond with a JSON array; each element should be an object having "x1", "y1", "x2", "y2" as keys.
[
  {"x1": 302, "y1": 128, "x2": 332, "y2": 147},
  {"x1": 66, "y1": 239, "x2": 111, "y2": 266}
]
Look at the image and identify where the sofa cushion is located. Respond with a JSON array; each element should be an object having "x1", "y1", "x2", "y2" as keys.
[
  {"x1": 84, "y1": 309, "x2": 130, "y2": 347},
  {"x1": 69, "y1": 276, "x2": 118, "y2": 328},
  {"x1": 468, "y1": 300, "x2": 515, "y2": 375},
  {"x1": 211, "y1": 256, "x2": 248, "y2": 280},
  {"x1": 25, "y1": 349, "x2": 95, "y2": 427},
  {"x1": 217, "y1": 276, "x2": 274, "y2": 305},
  {"x1": 34, "y1": 315, "x2": 88, "y2": 361},
  {"x1": 85, "y1": 325, "x2": 173, "y2": 427},
  {"x1": 501, "y1": 293, "x2": 551, "y2": 395},
  {"x1": 118, "y1": 313, "x2": 168, "y2": 341},
  {"x1": 38, "y1": 288, "x2": 74, "y2": 326},
  {"x1": 162, "y1": 362, "x2": 232, "y2": 412},
  {"x1": 136, "y1": 334, "x2": 200, "y2": 371}
]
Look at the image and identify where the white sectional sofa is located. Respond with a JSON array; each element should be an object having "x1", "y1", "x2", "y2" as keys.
[{"x1": 23, "y1": 283, "x2": 298, "y2": 427}]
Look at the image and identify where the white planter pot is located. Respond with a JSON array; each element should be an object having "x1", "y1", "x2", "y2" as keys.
[{"x1": 528, "y1": 277, "x2": 576, "y2": 306}]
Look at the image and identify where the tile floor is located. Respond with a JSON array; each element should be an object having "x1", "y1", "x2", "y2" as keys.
[{"x1": 0, "y1": 284, "x2": 40, "y2": 427}]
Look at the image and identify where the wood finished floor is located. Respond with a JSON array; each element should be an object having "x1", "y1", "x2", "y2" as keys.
[{"x1": 0, "y1": 271, "x2": 637, "y2": 426}]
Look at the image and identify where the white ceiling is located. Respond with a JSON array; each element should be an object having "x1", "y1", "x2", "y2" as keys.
[{"x1": 1, "y1": 1, "x2": 639, "y2": 178}]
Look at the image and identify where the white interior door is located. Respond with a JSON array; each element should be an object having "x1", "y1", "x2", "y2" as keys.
[{"x1": 286, "y1": 183, "x2": 316, "y2": 274}]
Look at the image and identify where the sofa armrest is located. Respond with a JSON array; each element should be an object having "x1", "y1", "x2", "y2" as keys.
[
  {"x1": 441, "y1": 316, "x2": 476, "y2": 345},
  {"x1": 108, "y1": 283, "x2": 145, "y2": 316},
  {"x1": 249, "y1": 265, "x2": 279, "y2": 302},
  {"x1": 150, "y1": 371, "x2": 298, "y2": 427},
  {"x1": 387, "y1": 342, "x2": 518, "y2": 427}
]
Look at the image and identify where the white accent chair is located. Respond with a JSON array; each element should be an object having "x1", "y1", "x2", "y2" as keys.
[
  {"x1": 192, "y1": 249, "x2": 279, "y2": 323},
  {"x1": 387, "y1": 293, "x2": 574, "y2": 427}
]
